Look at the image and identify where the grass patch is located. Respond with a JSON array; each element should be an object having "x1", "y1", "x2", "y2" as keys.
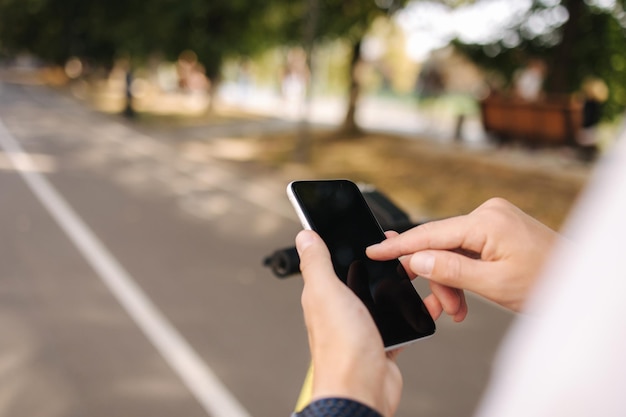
[{"x1": 249, "y1": 130, "x2": 588, "y2": 230}]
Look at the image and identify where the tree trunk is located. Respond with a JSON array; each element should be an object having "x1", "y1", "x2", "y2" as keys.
[
  {"x1": 340, "y1": 39, "x2": 363, "y2": 136},
  {"x1": 123, "y1": 69, "x2": 136, "y2": 118},
  {"x1": 293, "y1": 0, "x2": 319, "y2": 163},
  {"x1": 203, "y1": 57, "x2": 223, "y2": 115},
  {"x1": 545, "y1": 0, "x2": 584, "y2": 94},
  {"x1": 207, "y1": 75, "x2": 220, "y2": 114}
]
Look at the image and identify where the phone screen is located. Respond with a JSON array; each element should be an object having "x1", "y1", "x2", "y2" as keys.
[{"x1": 289, "y1": 180, "x2": 435, "y2": 348}]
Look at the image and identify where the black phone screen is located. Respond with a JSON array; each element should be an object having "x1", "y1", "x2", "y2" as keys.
[{"x1": 290, "y1": 180, "x2": 435, "y2": 348}]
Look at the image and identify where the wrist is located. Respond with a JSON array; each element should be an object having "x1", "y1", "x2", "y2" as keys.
[
  {"x1": 311, "y1": 377, "x2": 386, "y2": 416},
  {"x1": 297, "y1": 397, "x2": 383, "y2": 417}
]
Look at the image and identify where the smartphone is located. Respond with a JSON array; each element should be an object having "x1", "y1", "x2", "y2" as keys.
[{"x1": 287, "y1": 179, "x2": 435, "y2": 350}]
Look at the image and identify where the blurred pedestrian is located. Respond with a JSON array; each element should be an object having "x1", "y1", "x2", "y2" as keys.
[
  {"x1": 513, "y1": 58, "x2": 546, "y2": 101},
  {"x1": 414, "y1": 59, "x2": 446, "y2": 133},
  {"x1": 577, "y1": 77, "x2": 609, "y2": 160},
  {"x1": 414, "y1": 61, "x2": 445, "y2": 102}
]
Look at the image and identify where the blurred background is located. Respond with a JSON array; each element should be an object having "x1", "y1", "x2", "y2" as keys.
[{"x1": 0, "y1": 0, "x2": 624, "y2": 416}]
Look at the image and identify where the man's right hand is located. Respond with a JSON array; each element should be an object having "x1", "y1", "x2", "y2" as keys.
[{"x1": 367, "y1": 198, "x2": 562, "y2": 317}]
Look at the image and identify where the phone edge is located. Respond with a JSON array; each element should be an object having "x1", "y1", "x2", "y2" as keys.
[{"x1": 286, "y1": 180, "x2": 314, "y2": 231}]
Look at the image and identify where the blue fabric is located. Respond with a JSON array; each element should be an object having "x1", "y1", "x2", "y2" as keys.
[{"x1": 294, "y1": 398, "x2": 383, "y2": 417}]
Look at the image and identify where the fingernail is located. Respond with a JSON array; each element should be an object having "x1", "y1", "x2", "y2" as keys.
[
  {"x1": 410, "y1": 253, "x2": 435, "y2": 277},
  {"x1": 367, "y1": 242, "x2": 380, "y2": 251}
]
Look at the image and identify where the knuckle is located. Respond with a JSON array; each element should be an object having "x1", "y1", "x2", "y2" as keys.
[
  {"x1": 409, "y1": 222, "x2": 436, "y2": 249},
  {"x1": 481, "y1": 197, "x2": 511, "y2": 210},
  {"x1": 301, "y1": 282, "x2": 323, "y2": 313},
  {"x1": 476, "y1": 198, "x2": 517, "y2": 229},
  {"x1": 298, "y1": 248, "x2": 316, "y2": 275},
  {"x1": 300, "y1": 288, "x2": 312, "y2": 310}
]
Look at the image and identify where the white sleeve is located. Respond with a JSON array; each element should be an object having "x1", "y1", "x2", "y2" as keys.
[{"x1": 475, "y1": 132, "x2": 626, "y2": 417}]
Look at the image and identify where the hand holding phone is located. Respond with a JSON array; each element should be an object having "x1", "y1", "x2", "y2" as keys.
[{"x1": 287, "y1": 179, "x2": 435, "y2": 349}]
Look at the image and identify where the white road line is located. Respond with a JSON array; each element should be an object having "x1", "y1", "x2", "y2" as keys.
[{"x1": 0, "y1": 119, "x2": 252, "y2": 417}]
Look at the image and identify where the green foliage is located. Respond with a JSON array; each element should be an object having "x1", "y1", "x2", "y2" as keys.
[
  {"x1": 0, "y1": 0, "x2": 410, "y2": 80},
  {"x1": 314, "y1": 0, "x2": 407, "y2": 43},
  {"x1": 0, "y1": 0, "x2": 166, "y2": 66},
  {"x1": 0, "y1": 0, "x2": 307, "y2": 77}
]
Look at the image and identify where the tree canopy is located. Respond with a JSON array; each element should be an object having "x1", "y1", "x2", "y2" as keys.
[
  {"x1": 0, "y1": 0, "x2": 298, "y2": 77},
  {"x1": 0, "y1": 0, "x2": 408, "y2": 71},
  {"x1": 1, "y1": 0, "x2": 624, "y2": 122}
]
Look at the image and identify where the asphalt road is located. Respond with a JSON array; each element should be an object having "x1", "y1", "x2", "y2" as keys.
[{"x1": 0, "y1": 81, "x2": 513, "y2": 417}]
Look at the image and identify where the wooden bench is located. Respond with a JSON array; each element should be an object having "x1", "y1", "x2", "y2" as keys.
[{"x1": 480, "y1": 94, "x2": 583, "y2": 146}]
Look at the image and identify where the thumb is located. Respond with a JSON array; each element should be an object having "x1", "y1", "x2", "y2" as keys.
[
  {"x1": 409, "y1": 250, "x2": 487, "y2": 295},
  {"x1": 295, "y1": 230, "x2": 337, "y2": 286},
  {"x1": 296, "y1": 230, "x2": 350, "y2": 329}
]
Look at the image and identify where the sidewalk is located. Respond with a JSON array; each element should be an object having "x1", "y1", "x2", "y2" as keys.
[
  {"x1": 215, "y1": 82, "x2": 594, "y2": 175},
  {"x1": 217, "y1": 82, "x2": 488, "y2": 146}
]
